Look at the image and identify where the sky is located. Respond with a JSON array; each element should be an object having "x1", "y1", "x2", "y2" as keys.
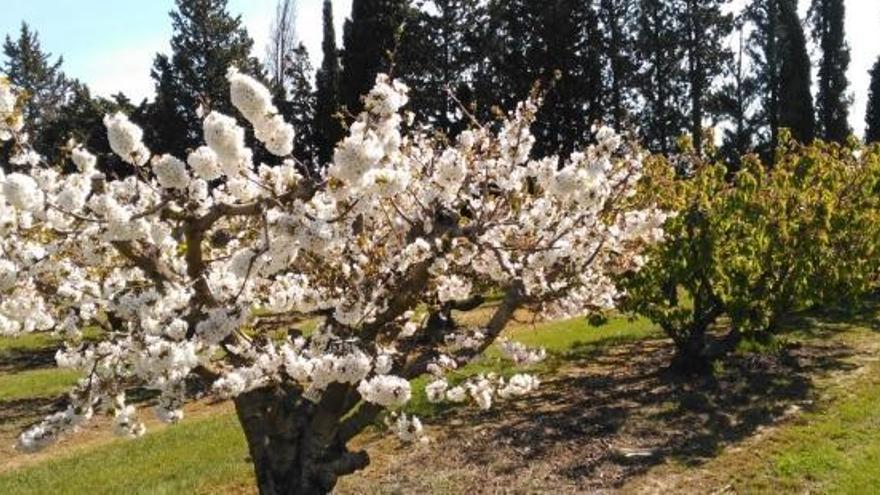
[{"x1": 0, "y1": 0, "x2": 878, "y2": 135}]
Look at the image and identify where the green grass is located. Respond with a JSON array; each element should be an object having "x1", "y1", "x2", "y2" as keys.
[
  {"x1": 0, "y1": 333, "x2": 61, "y2": 354},
  {"x1": 758, "y1": 365, "x2": 880, "y2": 493},
  {"x1": 0, "y1": 368, "x2": 81, "y2": 401},
  {"x1": 0, "y1": 413, "x2": 252, "y2": 495}
]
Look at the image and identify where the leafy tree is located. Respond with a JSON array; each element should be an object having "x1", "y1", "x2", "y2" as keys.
[
  {"x1": 148, "y1": 0, "x2": 264, "y2": 155},
  {"x1": 340, "y1": 0, "x2": 409, "y2": 114},
  {"x1": 2, "y1": 23, "x2": 70, "y2": 156},
  {"x1": 0, "y1": 70, "x2": 664, "y2": 495},
  {"x1": 622, "y1": 137, "x2": 880, "y2": 372},
  {"x1": 314, "y1": 0, "x2": 344, "y2": 165},
  {"x1": 810, "y1": 0, "x2": 851, "y2": 143},
  {"x1": 866, "y1": 57, "x2": 880, "y2": 143}
]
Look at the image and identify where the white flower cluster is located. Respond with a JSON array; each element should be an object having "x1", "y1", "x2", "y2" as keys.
[
  {"x1": 498, "y1": 339, "x2": 547, "y2": 365},
  {"x1": 17, "y1": 405, "x2": 93, "y2": 452},
  {"x1": 104, "y1": 112, "x2": 150, "y2": 166},
  {"x1": 387, "y1": 412, "x2": 428, "y2": 444},
  {"x1": 227, "y1": 67, "x2": 294, "y2": 157},
  {"x1": 424, "y1": 373, "x2": 539, "y2": 410},
  {"x1": 357, "y1": 375, "x2": 412, "y2": 408}
]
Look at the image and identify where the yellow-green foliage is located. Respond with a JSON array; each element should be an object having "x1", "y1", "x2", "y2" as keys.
[{"x1": 621, "y1": 136, "x2": 880, "y2": 362}]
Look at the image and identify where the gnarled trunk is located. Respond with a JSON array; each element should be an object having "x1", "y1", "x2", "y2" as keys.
[{"x1": 233, "y1": 385, "x2": 371, "y2": 495}]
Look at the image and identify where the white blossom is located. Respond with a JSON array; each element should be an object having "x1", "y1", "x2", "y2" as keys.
[
  {"x1": 104, "y1": 112, "x2": 150, "y2": 166},
  {"x1": 152, "y1": 154, "x2": 190, "y2": 190},
  {"x1": 357, "y1": 375, "x2": 412, "y2": 408}
]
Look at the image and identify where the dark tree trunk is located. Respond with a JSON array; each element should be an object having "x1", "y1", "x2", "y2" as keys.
[
  {"x1": 671, "y1": 323, "x2": 711, "y2": 375},
  {"x1": 233, "y1": 385, "x2": 371, "y2": 495}
]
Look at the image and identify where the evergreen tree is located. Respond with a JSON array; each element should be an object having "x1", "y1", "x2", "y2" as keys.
[
  {"x1": 148, "y1": 0, "x2": 263, "y2": 155},
  {"x1": 2, "y1": 22, "x2": 70, "y2": 155},
  {"x1": 866, "y1": 58, "x2": 880, "y2": 143},
  {"x1": 397, "y1": 0, "x2": 485, "y2": 136},
  {"x1": 746, "y1": 0, "x2": 782, "y2": 155},
  {"x1": 314, "y1": 0, "x2": 344, "y2": 165},
  {"x1": 810, "y1": 0, "x2": 851, "y2": 142},
  {"x1": 42, "y1": 82, "x2": 140, "y2": 176},
  {"x1": 266, "y1": 0, "x2": 299, "y2": 92},
  {"x1": 635, "y1": 0, "x2": 688, "y2": 154},
  {"x1": 533, "y1": 0, "x2": 605, "y2": 157},
  {"x1": 777, "y1": 0, "x2": 815, "y2": 144},
  {"x1": 599, "y1": 0, "x2": 639, "y2": 131},
  {"x1": 747, "y1": 0, "x2": 815, "y2": 156},
  {"x1": 681, "y1": 0, "x2": 733, "y2": 155},
  {"x1": 340, "y1": 0, "x2": 409, "y2": 114},
  {"x1": 281, "y1": 44, "x2": 317, "y2": 167},
  {"x1": 715, "y1": 14, "x2": 760, "y2": 166},
  {"x1": 476, "y1": 0, "x2": 606, "y2": 157}
]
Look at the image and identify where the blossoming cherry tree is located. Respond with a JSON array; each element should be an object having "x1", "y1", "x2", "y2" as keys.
[{"x1": 0, "y1": 72, "x2": 665, "y2": 494}]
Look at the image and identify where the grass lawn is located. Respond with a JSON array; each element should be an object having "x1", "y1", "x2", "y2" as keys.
[
  {"x1": 708, "y1": 326, "x2": 880, "y2": 494},
  {"x1": 1, "y1": 413, "x2": 251, "y2": 495},
  {"x1": 0, "y1": 332, "x2": 81, "y2": 401},
  {"x1": 0, "y1": 368, "x2": 81, "y2": 402}
]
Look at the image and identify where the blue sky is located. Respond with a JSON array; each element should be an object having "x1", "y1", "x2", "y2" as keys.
[
  {"x1": 0, "y1": 0, "x2": 878, "y2": 135},
  {"x1": 0, "y1": 0, "x2": 352, "y2": 101}
]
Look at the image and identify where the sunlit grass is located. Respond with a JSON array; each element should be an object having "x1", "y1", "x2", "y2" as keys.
[
  {"x1": 0, "y1": 368, "x2": 81, "y2": 402},
  {"x1": 0, "y1": 413, "x2": 252, "y2": 495}
]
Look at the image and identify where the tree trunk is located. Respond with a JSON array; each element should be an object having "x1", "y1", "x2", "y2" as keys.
[
  {"x1": 671, "y1": 323, "x2": 710, "y2": 375},
  {"x1": 233, "y1": 385, "x2": 370, "y2": 495}
]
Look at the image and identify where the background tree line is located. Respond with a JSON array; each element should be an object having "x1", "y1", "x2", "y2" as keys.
[{"x1": 3, "y1": 0, "x2": 879, "y2": 175}]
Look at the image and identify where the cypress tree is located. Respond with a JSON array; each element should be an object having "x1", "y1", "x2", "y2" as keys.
[
  {"x1": 314, "y1": 0, "x2": 344, "y2": 165},
  {"x1": 866, "y1": 58, "x2": 880, "y2": 143},
  {"x1": 811, "y1": 0, "x2": 851, "y2": 142},
  {"x1": 747, "y1": 0, "x2": 815, "y2": 156},
  {"x1": 340, "y1": 0, "x2": 409, "y2": 114},
  {"x1": 778, "y1": 0, "x2": 815, "y2": 144},
  {"x1": 148, "y1": 0, "x2": 264, "y2": 155}
]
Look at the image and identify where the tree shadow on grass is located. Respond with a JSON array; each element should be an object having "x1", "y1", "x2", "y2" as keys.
[
  {"x1": 0, "y1": 347, "x2": 58, "y2": 373},
  {"x1": 444, "y1": 328, "x2": 857, "y2": 491}
]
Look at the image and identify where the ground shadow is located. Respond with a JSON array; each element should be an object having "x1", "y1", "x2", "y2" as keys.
[
  {"x1": 0, "y1": 347, "x2": 58, "y2": 373},
  {"x1": 433, "y1": 323, "x2": 858, "y2": 491}
]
